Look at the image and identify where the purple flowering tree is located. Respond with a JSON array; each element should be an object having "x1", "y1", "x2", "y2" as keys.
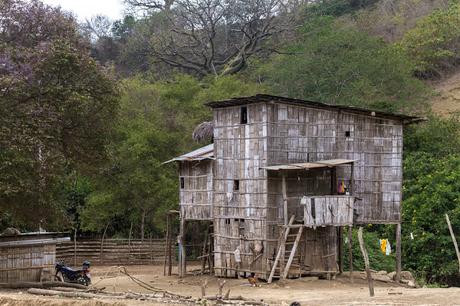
[{"x1": 0, "y1": 0, "x2": 119, "y2": 228}]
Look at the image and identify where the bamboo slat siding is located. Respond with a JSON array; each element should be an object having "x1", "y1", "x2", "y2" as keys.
[
  {"x1": 0, "y1": 244, "x2": 55, "y2": 283},
  {"x1": 56, "y1": 239, "x2": 173, "y2": 265},
  {"x1": 266, "y1": 103, "x2": 402, "y2": 224},
  {"x1": 177, "y1": 97, "x2": 405, "y2": 279},
  {"x1": 213, "y1": 103, "x2": 269, "y2": 278},
  {"x1": 302, "y1": 196, "x2": 354, "y2": 227},
  {"x1": 180, "y1": 161, "x2": 213, "y2": 220}
]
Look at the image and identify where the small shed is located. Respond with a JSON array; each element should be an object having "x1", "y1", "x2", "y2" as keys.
[{"x1": 0, "y1": 231, "x2": 70, "y2": 283}]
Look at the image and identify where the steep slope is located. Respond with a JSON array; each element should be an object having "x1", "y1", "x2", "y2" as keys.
[{"x1": 431, "y1": 71, "x2": 460, "y2": 116}]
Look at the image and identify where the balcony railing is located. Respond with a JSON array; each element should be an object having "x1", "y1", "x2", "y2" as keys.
[{"x1": 301, "y1": 195, "x2": 354, "y2": 227}]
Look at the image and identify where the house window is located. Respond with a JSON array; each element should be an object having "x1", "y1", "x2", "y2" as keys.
[
  {"x1": 225, "y1": 219, "x2": 230, "y2": 225},
  {"x1": 238, "y1": 219, "x2": 245, "y2": 237},
  {"x1": 233, "y1": 179, "x2": 240, "y2": 191},
  {"x1": 180, "y1": 177, "x2": 185, "y2": 189},
  {"x1": 240, "y1": 106, "x2": 248, "y2": 124},
  {"x1": 345, "y1": 131, "x2": 351, "y2": 137}
]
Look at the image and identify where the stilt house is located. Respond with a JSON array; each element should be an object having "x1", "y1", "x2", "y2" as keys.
[{"x1": 166, "y1": 94, "x2": 420, "y2": 281}]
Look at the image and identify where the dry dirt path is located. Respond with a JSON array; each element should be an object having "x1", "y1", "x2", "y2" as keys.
[{"x1": 0, "y1": 265, "x2": 459, "y2": 305}]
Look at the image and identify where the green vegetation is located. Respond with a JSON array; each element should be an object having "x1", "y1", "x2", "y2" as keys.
[
  {"x1": 399, "y1": 3, "x2": 460, "y2": 78},
  {"x1": 2, "y1": 0, "x2": 460, "y2": 285},
  {"x1": 255, "y1": 17, "x2": 427, "y2": 112}
]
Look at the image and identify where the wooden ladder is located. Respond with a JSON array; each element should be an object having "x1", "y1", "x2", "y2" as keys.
[{"x1": 268, "y1": 216, "x2": 304, "y2": 283}]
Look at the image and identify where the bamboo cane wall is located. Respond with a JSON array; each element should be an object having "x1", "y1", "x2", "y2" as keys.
[
  {"x1": 0, "y1": 244, "x2": 55, "y2": 283},
  {"x1": 212, "y1": 103, "x2": 269, "y2": 277},
  {"x1": 266, "y1": 103, "x2": 403, "y2": 224},
  {"x1": 179, "y1": 160, "x2": 213, "y2": 220},
  {"x1": 205, "y1": 99, "x2": 403, "y2": 278}
]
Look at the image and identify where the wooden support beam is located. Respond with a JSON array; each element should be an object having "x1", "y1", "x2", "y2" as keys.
[
  {"x1": 179, "y1": 218, "x2": 186, "y2": 278},
  {"x1": 445, "y1": 214, "x2": 460, "y2": 273},
  {"x1": 348, "y1": 225, "x2": 353, "y2": 283},
  {"x1": 282, "y1": 226, "x2": 304, "y2": 280},
  {"x1": 338, "y1": 227, "x2": 343, "y2": 274},
  {"x1": 268, "y1": 215, "x2": 295, "y2": 283},
  {"x1": 358, "y1": 227, "x2": 374, "y2": 297},
  {"x1": 395, "y1": 223, "x2": 401, "y2": 283},
  {"x1": 350, "y1": 163, "x2": 354, "y2": 195},
  {"x1": 282, "y1": 175, "x2": 288, "y2": 225}
]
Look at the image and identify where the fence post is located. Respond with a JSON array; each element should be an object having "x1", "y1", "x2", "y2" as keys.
[
  {"x1": 150, "y1": 234, "x2": 153, "y2": 265},
  {"x1": 73, "y1": 229, "x2": 77, "y2": 267}
]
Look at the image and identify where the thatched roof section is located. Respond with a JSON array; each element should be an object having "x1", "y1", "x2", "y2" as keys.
[{"x1": 192, "y1": 121, "x2": 214, "y2": 142}]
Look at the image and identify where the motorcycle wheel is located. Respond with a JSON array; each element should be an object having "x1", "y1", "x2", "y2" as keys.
[{"x1": 77, "y1": 276, "x2": 90, "y2": 286}]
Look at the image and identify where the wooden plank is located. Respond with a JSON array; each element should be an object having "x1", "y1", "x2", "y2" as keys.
[
  {"x1": 267, "y1": 215, "x2": 295, "y2": 283},
  {"x1": 395, "y1": 223, "x2": 401, "y2": 282},
  {"x1": 282, "y1": 226, "x2": 304, "y2": 279},
  {"x1": 282, "y1": 175, "x2": 288, "y2": 225},
  {"x1": 358, "y1": 227, "x2": 374, "y2": 297}
]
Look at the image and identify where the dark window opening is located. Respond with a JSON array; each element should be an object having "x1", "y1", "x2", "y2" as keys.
[
  {"x1": 238, "y1": 219, "x2": 245, "y2": 236},
  {"x1": 240, "y1": 106, "x2": 248, "y2": 124},
  {"x1": 345, "y1": 131, "x2": 351, "y2": 137},
  {"x1": 233, "y1": 179, "x2": 240, "y2": 191},
  {"x1": 225, "y1": 219, "x2": 230, "y2": 225},
  {"x1": 180, "y1": 177, "x2": 185, "y2": 189}
]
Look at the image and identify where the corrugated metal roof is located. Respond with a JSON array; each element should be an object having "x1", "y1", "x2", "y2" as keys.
[
  {"x1": 0, "y1": 237, "x2": 70, "y2": 248},
  {"x1": 205, "y1": 94, "x2": 422, "y2": 122},
  {"x1": 163, "y1": 144, "x2": 214, "y2": 164},
  {"x1": 261, "y1": 159, "x2": 356, "y2": 171}
]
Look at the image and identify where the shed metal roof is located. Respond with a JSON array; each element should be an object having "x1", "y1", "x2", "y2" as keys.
[
  {"x1": 205, "y1": 94, "x2": 422, "y2": 123},
  {"x1": 261, "y1": 159, "x2": 356, "y2": 171},
  {"x1": 163, "y1": 144, "x2": 214, "y2": 164}
]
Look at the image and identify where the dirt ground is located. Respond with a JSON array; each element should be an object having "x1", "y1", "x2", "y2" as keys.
[{"x1": 1, "y1": 265, "x2": 460, "y2": 305}]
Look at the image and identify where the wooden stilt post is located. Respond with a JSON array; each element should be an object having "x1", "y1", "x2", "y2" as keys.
[
  {"x1": 73, "y1": 229, "x2": 77, "y2": 267},
  {"x1": 445, "y1": 214, "x2": 460, "y2": 273},
  {"x1": 395, "y1": 223, "x2": 402, "y2": 283},
  {"x1": 348, "y1": 225, "x2": 353, "y2": 283},
  {"x1": 282, "y1": 175, "x2": 288, "y2": 225},
  {"x1": 163, "y1": 214, "x2": 169, "y2": 276},
  {"x1": 179, "y1": 217, "x2": 186, "y2": 278},
  {"x1": 338, "y1": 226, "x2": 343, "y2": 274},
  {"x1": 358, "y1": 227, "x2": 374, "y2": 297}
]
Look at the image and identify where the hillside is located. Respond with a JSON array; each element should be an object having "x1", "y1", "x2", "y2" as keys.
[{"x1": 431, "y1": 71, "x2": 460, "y2": 116}]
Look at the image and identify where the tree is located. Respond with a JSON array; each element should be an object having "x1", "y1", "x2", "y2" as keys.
[
  {"x1": 0, "y1": 0, "x2": 119, "y2": 229},
  {"x1": 122, "y1": 0, "x2": 297, "y2": 77},
  {"x1": 398, "y1": 3, "x2": 460, "y2": 78},
  {"x1": 255, "y1": 17, "x2": 428, "y2": 112},
  {"x1": 82, "y1": 75, "x2": 263, "y2": 236},
  {"x1": 402, "y1": 152, "x2": 460, "y2": 285}
]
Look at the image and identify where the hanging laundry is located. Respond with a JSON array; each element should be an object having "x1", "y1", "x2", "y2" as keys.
[
  {"x1": 379, "y1": 239, "x2": 387, "y2": 254},
  {"x1": 386, "y1": 240, "x2": 391, "y2": 256},
  {"x1": 338, "y1": 181, "x2": 346, "y2": 194},
  {"x1": 410, "y1": 232, "x2": 414, "y2": 240}
]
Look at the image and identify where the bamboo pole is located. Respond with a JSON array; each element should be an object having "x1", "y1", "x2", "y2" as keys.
[
  {"x1": 348, "y1": 225, "x2": 353, "y2": 283},
  {"x1": 282, "y1": 175, "x2": 288, "y2": 225},
  {"x1": 445, "y1": 214, "x2": 460, "y2": 273},
  {"x1": 338, "y1": 226, "x2": 343, "y2": 274},
  {"x1": 395, "y1": 223, "x2": 402, "y2": 282},
  {"x1": 163, "y1": 214, "x2": 169, "y2": 276},
  {"x1": 358, "y1": 227, "x2": 374, "y2": 297},
  {"x1": 73, "y1": 229, "x2": 77, "y2": 267},
  {"x1": 282, "y1": 226, "x2": 303, "y2": 279},
  {"x1": 268, "y1": 215, "x2": 295, "y2": 283}
]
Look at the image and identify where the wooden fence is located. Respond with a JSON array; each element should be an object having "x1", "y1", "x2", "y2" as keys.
[{"x1": 56, "y1": 238, "x2": 175, "y2": 266}]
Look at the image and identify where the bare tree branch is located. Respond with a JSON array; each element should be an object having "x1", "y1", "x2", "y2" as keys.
[{"x1": 125, "y1": 0, "x2": 297, "y2": 76}]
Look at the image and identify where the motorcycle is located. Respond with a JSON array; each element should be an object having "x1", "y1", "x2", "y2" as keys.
[{"x1": 55, "y1": 260, "x2": 91, "y2": 286}]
